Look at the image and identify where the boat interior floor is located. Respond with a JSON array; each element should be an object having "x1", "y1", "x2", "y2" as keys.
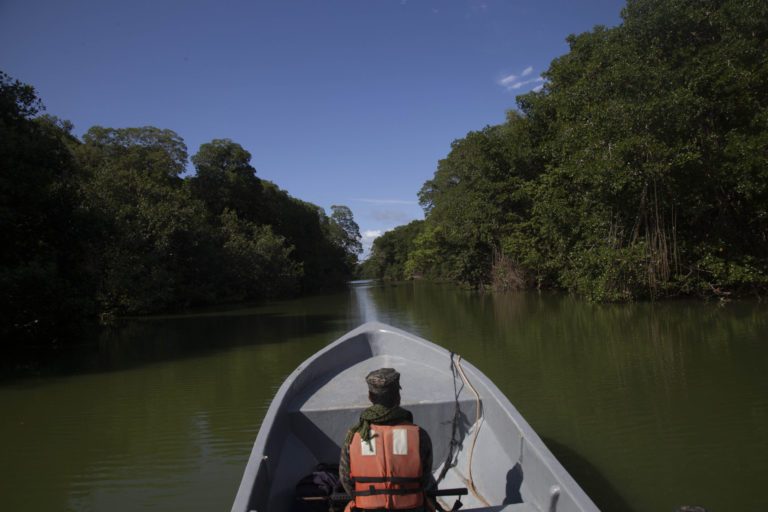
[
  {"x1": 238, "y1": 324, "x2": 597, "y2": 512},
  {"x1": 295, "y1": 353, "x2": 458, "y2": 412},
  {"x1": 273, "y1": 348, "x2": 548, "y2": 512},
  {"x1": 435, "y1": 465, "x2": 536, "y2": 512}
]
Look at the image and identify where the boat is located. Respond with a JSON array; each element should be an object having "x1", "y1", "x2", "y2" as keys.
[{"x1": 231, "y1": 321, "x2": 599, "y2": 512}]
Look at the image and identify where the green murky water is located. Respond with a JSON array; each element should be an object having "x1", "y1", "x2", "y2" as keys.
[{"x1": 1, "y1": 282, "x2": 766, "y2": 511}]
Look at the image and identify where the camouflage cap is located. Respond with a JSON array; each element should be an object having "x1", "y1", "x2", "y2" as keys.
[{"x1": 365, "y1": 368, "x2": 401, "y2": 395}]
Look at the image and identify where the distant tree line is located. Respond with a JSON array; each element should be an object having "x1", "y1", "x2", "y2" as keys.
[
  {"x1": 1, "y1": 72, "x2": 361, "y2": 347},
  {"x1": 362, "y1": 0, "x2": 768, "y2": 301}
]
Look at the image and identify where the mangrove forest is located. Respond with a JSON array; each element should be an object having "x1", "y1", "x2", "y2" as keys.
[
  {"x1": 362, "y1": 0, "x2": 768, "y2": 302},
  {"x1": 1, "y1": 72, "x2": 363, "y2": 348}
]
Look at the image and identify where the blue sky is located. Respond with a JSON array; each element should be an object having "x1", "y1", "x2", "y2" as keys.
[{"x1": 1, "y1": 0, "x2": 624, "y2": 256}]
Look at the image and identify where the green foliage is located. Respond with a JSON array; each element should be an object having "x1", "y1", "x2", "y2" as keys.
[
  {"x1": 1, "y1": 72, "x2": 94, "y2": 345},
  {"x1": 414, "y1": 114, "x2": 540, "y2": 287},
  {"x1": 521, "y1": 0, "x2": 768, "y2": 300},
  {"x1": 218, "y1": 210, "x2": 301, "y2": 299},
  {"x1": 2, "y1": 71, "x2": 359, "y2": 347},
  {"x1": 377, "y1": 0, "x2": 768, "y2": 301},
  {"x1": 188, "y1": 139, "x2": 264, "y2": 222},
  {"x1": 77, "y1": 126, "x2": 216, "y2": 313},
  {"x1": 188, "y1": 140, "x2": 359, "y2": 292},
  {"x1": 402, "y1": 224, "x2": 438, "y2": 279},
  {"x1": 361, "y1": 220, "x2": 424, "y2": 280},
  {"x1": 329, "y1": 204, "x2": 363, "y2": 269},
  {"x1": 81, "y1": 126, "x2": 188, "y2": 179},
  {"x1": 258, "y1": 184, "x2": 352, "y2": 291}
]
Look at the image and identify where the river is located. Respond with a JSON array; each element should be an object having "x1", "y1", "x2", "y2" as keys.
[{"x1": 1, "y1": 281, "x2": 766, "y2": 511}]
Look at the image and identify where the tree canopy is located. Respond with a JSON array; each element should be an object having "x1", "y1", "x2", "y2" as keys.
[
  {"x1": 1, "y1": 72, "x2": 362, "y2": 347},
  {"x1": 367, "y1": 0, "x2": 768, "y2": 301}
]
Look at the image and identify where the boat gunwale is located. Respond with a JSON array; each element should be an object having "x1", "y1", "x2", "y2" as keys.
[{"x1": 231, "y1": 321, "x2": 599, "y2": 512}]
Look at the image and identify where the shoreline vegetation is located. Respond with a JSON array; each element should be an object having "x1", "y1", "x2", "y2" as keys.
[
  {"x1": 3, "y1": 0, "x2": 767, "y2": 350},
  {"x1": 1, "y1": 73, "x2": 363, "y2": 348},
  {"x1": 362, "y1": 0, "x2": 768, "y2": 303}
]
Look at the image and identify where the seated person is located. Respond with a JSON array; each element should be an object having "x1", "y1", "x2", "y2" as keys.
[{"x1": 339, "y1": 368, "x2": 436, "y2": 511}]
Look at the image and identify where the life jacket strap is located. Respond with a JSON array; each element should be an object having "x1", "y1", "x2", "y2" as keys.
[
  {"x1": 352, "y1": 476, "x2": 422, "y2": 484},
  {"x1": 352, "y1": 486, "x2": 424, "y2": 497}
]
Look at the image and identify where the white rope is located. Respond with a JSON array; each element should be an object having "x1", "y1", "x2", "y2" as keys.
[{"x1": 455, "y1": 355, "x2": 491, "y2": 507}]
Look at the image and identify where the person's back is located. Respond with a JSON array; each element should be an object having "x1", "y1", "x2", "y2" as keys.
[{"x1": 339, "y1": 368, "x2": 435, "y2": 512}]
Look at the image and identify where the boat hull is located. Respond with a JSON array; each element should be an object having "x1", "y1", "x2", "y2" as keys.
[{"x1": 232, "y1": 322, "x2": 599, "y2": 512}]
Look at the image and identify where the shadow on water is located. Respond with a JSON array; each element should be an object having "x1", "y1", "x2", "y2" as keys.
[
  {"x1": 0, "y1": 308, "x2": 348, "y2": 385},
  {"x1": 542, "y1": 437, "x2": 637, "y2": 512}
]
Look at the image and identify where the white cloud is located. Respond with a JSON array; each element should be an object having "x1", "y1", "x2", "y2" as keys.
[
  {"x1": 509, "y1": 78, "x2": 538, "y2": 90},
  {"x1": 499, "y1": 74, "x2": 517, "y2": 86},
  {"x1": 361, "y1": 229, "x2": 384, "y2": 258},
  {"x1": 497, "y1": 67, "x2": 545, "y2": 92}
]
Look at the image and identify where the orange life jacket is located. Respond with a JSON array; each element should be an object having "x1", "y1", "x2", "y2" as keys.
[{"x1": 348, "y1": 423, "x2": 424, "y2": 511}]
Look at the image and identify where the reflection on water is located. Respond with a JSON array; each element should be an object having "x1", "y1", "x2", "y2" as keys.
[
  {"x1": 351, "y1": 279, "x2": 378, "y2": 322},
  {"x1": 362, "y1": 283, "x2": 768, "y2": 512},
  {"x1": 0, "y1": 291, "x2": 361, "y2": 511},
  {"x1": 1, "y1": 282, "x2": 767, "y2": 512}
]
